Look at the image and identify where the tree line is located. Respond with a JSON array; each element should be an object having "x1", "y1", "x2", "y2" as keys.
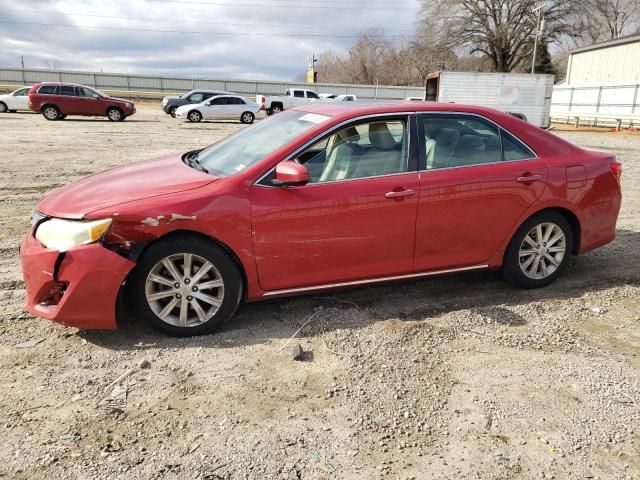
[{"x1": 308, "y1": 0, "x2": 640, "y2": 86}]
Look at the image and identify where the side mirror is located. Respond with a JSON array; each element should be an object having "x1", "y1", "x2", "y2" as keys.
[
  {"x1": 91, "y1": 94, "x2": 99, "y2": 99},
  {"x1": 272, "y1": 161, "x2": 309, "y2": 187}
]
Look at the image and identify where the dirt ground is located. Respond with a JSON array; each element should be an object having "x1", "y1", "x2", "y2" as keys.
[{"x1": 0, "y1": 105, "x2": 638, "y2": 480}]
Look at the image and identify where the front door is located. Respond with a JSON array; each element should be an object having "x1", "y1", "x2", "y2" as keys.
[
  {"x1": 251, "y1": 115, "x2": 420, "y2": 292},
  {"x1": 414, "y1": 113, "x2": 549, "y2": 271},
  {"x1": 75, "y1": 87, "x2": 103, "y2": 116}
]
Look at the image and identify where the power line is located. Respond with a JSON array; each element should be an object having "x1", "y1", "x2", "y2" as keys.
[
  {"x1": 0, "y1": 20, "x2": 420, "y2": 38},
  {"x1": 4, "y1": 7, "x2": 418, "y2": 33},
  {"x1": 145, "y1": 0, "x2": 418, "y2": 10}
]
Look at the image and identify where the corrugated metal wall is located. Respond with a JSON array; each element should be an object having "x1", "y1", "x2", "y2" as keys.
[
  {"x1": 0, "y1": 67, "x2": 424, "y2": 100},
  {"x1": 567, "y1": 41, "x2": 640, "y2": 86}
]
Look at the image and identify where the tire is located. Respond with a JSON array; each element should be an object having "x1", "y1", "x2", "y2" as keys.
[
  {"x1": 107, "y1": 107, "x2": 124, "y2": 122},
  {"x1": 266, "y1": 108, "x2": 273, "y2": 116},
  {"x1": 271, "y1": 104, "x2": 283, "y2": 114},
  {"x1": 0, "y1": 102, "x2": 7, "y2": 113},
  {"x1": 129, "y1": 235, "x2": 243, "y2": 337},
  {"x1": 170, "y1": 106, "x2": 177, "y2": 118},
  {"x1": 240, "y1": 111, "x2": 255, "y2": 124},
  {"x1": 42, "y1": 105, "x2": 60, "y2": 121},
  {"x1": 502, "y1": 211, "x2": 574, "y2": 289},
  {"x1": 58, "y1": 115, "x2": 67, "y2": 120},
  {"x1": 188, "y1": 110, "x2": 202, "y2": 123}
]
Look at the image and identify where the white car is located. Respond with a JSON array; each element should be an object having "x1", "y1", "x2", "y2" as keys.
[
  {"x1": 319, "y1": 93, "x2": 336, "y2": 99},
  {"x1": 176, "y1": 95, "x2": 260, "y2": 124},
  {"x1": 0, "y1": 86, "x2": 31, "y2": 113},
  {"x1": 336, "y1": 94, "x2": 357, "y2": 102}
]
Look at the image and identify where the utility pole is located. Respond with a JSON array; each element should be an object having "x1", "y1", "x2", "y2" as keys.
[
  {"x1": 20, "y1": 56, "x2": 24, "y2": 68},
  {"x1": 531, "y1": 2, "x2": 546, "y2": 74}
]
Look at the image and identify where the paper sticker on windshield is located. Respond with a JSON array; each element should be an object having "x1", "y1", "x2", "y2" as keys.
[{"x1": 299, "y1": 113, "x2": 330, "y2": 124}]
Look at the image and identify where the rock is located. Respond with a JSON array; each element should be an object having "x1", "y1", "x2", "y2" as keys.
[
  {"x1": 138, "y1": 359, "x2": 152, "y2": 369},
  {"x1": 292, "y1": 344, "x2": 305, "y2": 361}
]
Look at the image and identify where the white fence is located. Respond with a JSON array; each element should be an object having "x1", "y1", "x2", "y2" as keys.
[
  {"x1": 551, "y1": 84, "x2": 640, "y2": 127},
  {"x1": 0, "y1": 67, "x2": 424, "y2": 100}
]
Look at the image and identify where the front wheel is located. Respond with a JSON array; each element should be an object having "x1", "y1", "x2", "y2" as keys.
[
  {"x1": 502, "y1": 212, "x2": 573, "y2": 289},
  {"x1": 0, "y1": 102, "x2": 7, "y2": 113},
  {"x1": 107, "y1": 107, "x2": 124, "y2": 122},
  {"x1": 240, "y1": 111, "x2": 255, "y2": 124},
  {"x1": 170, "y1": 106, "x2": 177, "y2": 117},
  {"x1": 130, "y1": 236, "x2": 243, "y2": 336},
  {"x1": 188, "y1": 110, "x2": 202, "y2": 123}
]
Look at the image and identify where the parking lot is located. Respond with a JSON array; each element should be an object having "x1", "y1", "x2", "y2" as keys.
[{"x1": 0, "y1": 104, "x2": 638, "y2": 479}]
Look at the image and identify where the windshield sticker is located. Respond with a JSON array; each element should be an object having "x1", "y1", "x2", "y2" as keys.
[{"x1": 298, "y1": 113, "x2": 330, "y2": 124}]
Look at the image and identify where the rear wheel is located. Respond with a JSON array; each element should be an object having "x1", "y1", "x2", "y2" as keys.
[
  {"x1": 42, "y1": 105, "x2": 60, "y2": 120},
  {"x1": 130, "y1": 235, "x2": 243, "y2": 336},
  {"x1": 107, "y1": 107, "x2": 124, "y2": 122},
  {"x1": 271, "y1": 104, "x2": 283, "y2": 114},
  {"x1": 0, "y1": 102, "x2": 7, "y2": 113},
  {"x1": 188, "y1": 110, "x2": 202, "y2": 123},
  {"x1": 240, "y1": 111, "x2": 255, "y2": 124},
  {"x1": 502, "y1": 211, "x2": 573, "y2": 289}
]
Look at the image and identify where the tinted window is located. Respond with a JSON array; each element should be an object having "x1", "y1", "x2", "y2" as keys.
[
  {"x1": 209, "y1": 97, "x2": 225, "y2": 105},
  {"x1": 38, "y1": 85, "x2": 58, "y2": 95},
  {"x1": 422, "y1": 115, "x2": 502, "y2": 169},
  {"x1": 297, "y1": 118, "x2": 408, "y2": 183},
  {"x1": 306, "y1": 91, "x2": 319, "y2": 99},
  {"x1": 502, "y1": 130, "x2": 535, "y2": 160},
  {"x1": 59, "y1": 85, "x2": 76, "y2": 96},
  {"x1": 227, "y1": 97, "x2": 245, "y2": 105},
  {"x1": 203, "y1": 92, "x2": 217, "y2": 100},
  {"x1": 293, "y1": 90, "x2": 304, "y2": 98}
]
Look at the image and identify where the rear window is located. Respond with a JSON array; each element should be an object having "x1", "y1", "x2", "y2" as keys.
[{"x1": 37, "y1": 85, "x2": 58, "y2": 95}]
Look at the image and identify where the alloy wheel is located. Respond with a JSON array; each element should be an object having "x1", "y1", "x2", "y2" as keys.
[
  {"x1": 518, "y1": 222, "x2": 566, "y2": 280},
  {"x1": 44, "y1": 107, "x2": 58, "y2": 120},
  {"x1": 144, "y1": 253, "x2": 225, "y2": 327},
  {"x1": 0, "y1": 103, "x2": 6, "y2": 113},
  {"x1": 189, "y1": 111, "x2": 201, "y2": 122},
  {"x1": 242, "y1": 112, "x2": 253, "y2": 123},
  {"x1": 108, "y1": 108, "x2": 122, "y2": 121}
]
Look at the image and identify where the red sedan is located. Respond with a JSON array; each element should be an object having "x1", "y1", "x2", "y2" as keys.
[{"x1": 20, "y1": 103, "x2": 622, "y2": 336}]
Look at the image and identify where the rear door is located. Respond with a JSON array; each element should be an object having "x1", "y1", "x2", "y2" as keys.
[
  {"x1": 414, "y1": 113, "x2": 548, "y2": 271},
  {"x1": 202, "y1": 96, "x2": 225, "y2": 119},
  {"x1": 58, "y1": 85, "x2": 83, "y2": 114}
]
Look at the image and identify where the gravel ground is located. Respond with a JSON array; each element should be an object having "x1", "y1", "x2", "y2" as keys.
[{"x1": 0, "y1": 107, "x2": 638, "y2": 480}]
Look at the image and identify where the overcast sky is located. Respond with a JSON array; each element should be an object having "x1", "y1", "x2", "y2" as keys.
[{"x1": 0, "y1": 0, "x2": 421, "y2": 80}]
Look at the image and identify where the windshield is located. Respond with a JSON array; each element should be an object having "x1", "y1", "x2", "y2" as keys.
[{"x1": 196, "y1": 110, "x2": 331, "y2": 176}]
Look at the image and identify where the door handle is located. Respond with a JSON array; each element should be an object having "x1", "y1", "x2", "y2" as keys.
[
  {"x1": 385, "y1": 189, "x2": 416, "y2": 199},
  {"x1": 516, "y1": 174, "x2": 542, "y2": 183}
]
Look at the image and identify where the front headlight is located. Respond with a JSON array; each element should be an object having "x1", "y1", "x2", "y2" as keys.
[{"x1": 35, "y1": 218, "x2": 112, "y2": 252}]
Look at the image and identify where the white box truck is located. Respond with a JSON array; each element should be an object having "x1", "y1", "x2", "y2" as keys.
[{"x1": 424, "y1": 72, "x2": 555, "y2": 128}]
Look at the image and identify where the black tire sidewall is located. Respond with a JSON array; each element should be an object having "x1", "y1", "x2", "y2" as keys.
[
  {"x1": 189, "y1": 111, "x2": 201, "y2": 123},
  {"x1": 129, "y1": 236, "x2": 243, "y2": 336},
  {"x1": 0, "y1": 102, "x2": 7, "y2": 113},
  {"x1": 107, "y1": 107, "x2": 123, "y2": 122},
  {"x1": 503, "y1": 211, "x2": 574, "y2": 289},
  {"x1": 43, "y1": 105, "x2": 59, "y2": 120},
  {"x1": 170, "y1": 107, "x2": 177, "y2": 117},
  {"x1": 241, "y1": 112, "x2": 254, "y2": 124}
]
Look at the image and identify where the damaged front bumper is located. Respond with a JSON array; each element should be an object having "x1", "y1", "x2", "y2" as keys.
[{"x1": 20, "y1": 233, "x2": 135, "y2": 330}]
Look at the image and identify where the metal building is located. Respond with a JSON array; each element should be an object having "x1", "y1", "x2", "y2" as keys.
[{"x1": 566, "y1": 34, "x2": 640, "y2": 86}]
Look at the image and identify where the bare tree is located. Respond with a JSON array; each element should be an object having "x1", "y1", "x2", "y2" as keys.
[{"x1": 420, "y1": 0, "x2": 576, "y2": 72}]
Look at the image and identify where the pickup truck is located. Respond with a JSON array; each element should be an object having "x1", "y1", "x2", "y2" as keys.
[{"x1": 256, "y1": 88, "x2": 321, "y2": 115}]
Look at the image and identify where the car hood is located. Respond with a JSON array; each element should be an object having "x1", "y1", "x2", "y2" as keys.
[
  {"x1": 37, "y1": 153, "x2": 218, "y2": 218},
  {"x1": 106, "y1": 96, "x2": 130, "y2": 104}
]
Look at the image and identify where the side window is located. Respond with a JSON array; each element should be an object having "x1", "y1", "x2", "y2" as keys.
[
  {"x1": 14, "y1": 88, "x2": 29, "y2": 96},
  {"x1": 59, "y1": 85, "x2": 76, "y2": 96},
  {"x1": 209, "y1": 97, "x2": 224, "y2": 105},
  {"x1": 189, "y1": 93, "x2": 204, "y2": 103},
  {"x1": 422, "y1": 115, "x2": 502, "y2": 170},
  {"x1": 297, "y1": 118, "x2": 409, "y2": 183},
  {"x1": 38, "y1": 85, "x2": 57, "y2": 95},
  {"x1": 502, "y1": 130, "x2": 535, "y2": 161},
  {"x1": 306, "y1": 91, "x2": 319, "y2": 99},
  {"x1": 293, "y1": 90, "x2": 305, "y2": 98},
  {"x1": 235, "y1": 97, "x2": 246, "y2": 105},
  {"x1": 203, "y1": 93, "x2": 216, "y2": 100}
]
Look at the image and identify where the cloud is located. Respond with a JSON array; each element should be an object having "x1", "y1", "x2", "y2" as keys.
[{"x1": 0, "y1": 0, "x2": 420, "y2": 80}]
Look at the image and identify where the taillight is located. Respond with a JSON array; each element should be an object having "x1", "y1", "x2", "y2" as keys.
[{"x1": 610, "y1": 159, "x2": 622, "y2": 182}]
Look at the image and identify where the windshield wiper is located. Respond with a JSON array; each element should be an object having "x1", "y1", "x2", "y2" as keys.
[{"x1": 183, "y1": 150, "x2": 208, "y2": 173}]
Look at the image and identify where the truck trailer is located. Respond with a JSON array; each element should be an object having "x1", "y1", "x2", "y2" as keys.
[{"x1": 424, "y1": 71, "x2": 554, "y2": 128}]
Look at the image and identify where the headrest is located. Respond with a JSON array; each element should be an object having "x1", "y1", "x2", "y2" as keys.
[
  {"x1": 369, "y1": 122, "x2": 396, "y2": 150},
  {"x1": 436, "y1": 128, "x2": 460, "y2": 147},
  {"x1": 337, "y1": 126, "x2": 359, "y2": 142},
  {"x1": 459, "y1": 134, "x2": 484, "y2": 149}
]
